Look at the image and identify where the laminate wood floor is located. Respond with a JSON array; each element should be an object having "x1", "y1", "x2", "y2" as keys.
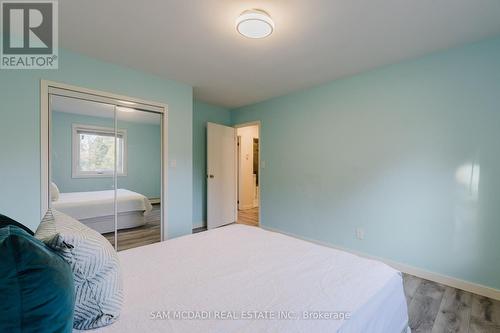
[
  {"x1": 103, "y1": 204, "x2": 161, "y2": 251},
  {"x1": 404, "y1": 273, "x2": 500, "y2": 332},
  {"x1": 237, "y1": 207, "x2": 259, "y2": 226},
  {"x1": 192, "y1": 207, "x2": 260, "y2": 233}
]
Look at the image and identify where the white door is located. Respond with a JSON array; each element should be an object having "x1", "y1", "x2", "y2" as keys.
[{"x1": 207, "y1": 122, "x2": 237, "y2": 229}]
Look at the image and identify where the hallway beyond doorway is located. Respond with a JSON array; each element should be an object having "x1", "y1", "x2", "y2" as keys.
[{"x1": 237, "y1": 208, "x2": 259, "y2": 227}]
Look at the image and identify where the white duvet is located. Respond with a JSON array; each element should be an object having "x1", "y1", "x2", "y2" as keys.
[
  {"x1": 52, "y1": 189, "x2": 152, "y2": 220},
  {"x1": 89, "y1": 225, "x2": 408, "y2": 333}
]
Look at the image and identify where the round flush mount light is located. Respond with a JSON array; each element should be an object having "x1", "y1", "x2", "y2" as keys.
[{"x1": 236, "y1": 9, "x2": 274, "y2": 39}]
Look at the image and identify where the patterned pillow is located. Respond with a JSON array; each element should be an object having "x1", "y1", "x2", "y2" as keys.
[{"x1": 35, "y1": 209, "x2": 123, "y2": 330}]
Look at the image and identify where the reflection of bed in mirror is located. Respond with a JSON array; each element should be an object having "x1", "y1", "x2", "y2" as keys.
[{"x1": 52, "y1": 189, "x2": 153, "y2": 233}]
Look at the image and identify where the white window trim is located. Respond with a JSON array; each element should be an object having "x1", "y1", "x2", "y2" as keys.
[{"x1": 72, "y1": 124, "x2": 128, "y2": 178}]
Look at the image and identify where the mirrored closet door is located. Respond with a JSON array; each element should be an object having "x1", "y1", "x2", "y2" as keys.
[
  {"x1": 116, "y1": 108, "x2": 162, "y2": 250},
  {"x1": 47, "y1": 87, "x2": 164, "y2": 251}
]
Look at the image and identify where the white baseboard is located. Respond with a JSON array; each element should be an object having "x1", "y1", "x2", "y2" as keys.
[{"x1": 261, "y1": 226, "x2": 500, "y2": 301}]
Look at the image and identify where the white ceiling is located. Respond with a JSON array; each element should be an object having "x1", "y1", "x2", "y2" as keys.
[
  {"x1": 59, "y1": 0, "x2": 500, "y2": 108},
  {"x1": 52, "y1": 95, "x2": 161, "y2": 125}
]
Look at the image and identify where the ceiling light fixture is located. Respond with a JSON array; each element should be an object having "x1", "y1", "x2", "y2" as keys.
[{"x1": 236, "y1": 9, "x2": 274, "y2": 39}]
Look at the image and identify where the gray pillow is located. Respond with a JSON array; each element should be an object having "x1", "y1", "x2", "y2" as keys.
[{"x1": 35, "y1": 209, "x2": 123, "y2": 330}]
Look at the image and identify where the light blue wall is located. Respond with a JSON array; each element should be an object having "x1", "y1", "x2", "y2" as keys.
[
  {"x1": 231, "y1": 37, "x2": 500, "y2": 290},
  {"x1": 192, "y1": 100, "x2": 231, "y2": 227},
  {"x1": 51, "y1": 111, "x2": 161, "y2": 198},
  {"x1": 0, "y1": 49, "x2": 193, "y2": 238}
]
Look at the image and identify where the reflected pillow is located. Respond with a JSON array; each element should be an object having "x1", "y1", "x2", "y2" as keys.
[
  {"x1": 35, "y1": 209, "x2": 123, "y2": 330},
  {"x1": 50, "y1": 182, "x2": 60, "y2": 202},
  {"x1": 0, "y1": 225, "x2": 75, "y2": 333}
]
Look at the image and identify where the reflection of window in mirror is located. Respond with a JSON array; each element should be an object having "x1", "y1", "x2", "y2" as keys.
[
  {"x1": 48, "y1": 91, "x2": 164, "y2": 252},
  {"x1": 72, "y1": 124, "x2": 127, "y2": 178},
  {"x1": 253, "y1": 138, "x2": 259, "y2": 186}
]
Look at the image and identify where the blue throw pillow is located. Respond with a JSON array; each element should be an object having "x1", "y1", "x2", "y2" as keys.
[
  {"x1": 0, "y1": 213, "x2": 34, "y2": 235},
  {"x1": 0, "y1": 225, "x2": 75, "y2": 333}
]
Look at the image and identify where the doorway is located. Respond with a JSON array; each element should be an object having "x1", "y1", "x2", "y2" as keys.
[
  {"x1": 206, "y1": 121, "x2": 260, "y2": 229},
  {"x1": 236, "y1": 124, "x2": 260, "y2": 227}
]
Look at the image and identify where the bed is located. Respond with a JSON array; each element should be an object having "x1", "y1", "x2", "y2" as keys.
[
  {"x1": 89, "y1": 224, "x2": 410, "y2": 333},
  {"x1": 52, "y1": 189, "x2": 153, "y2": 234}
]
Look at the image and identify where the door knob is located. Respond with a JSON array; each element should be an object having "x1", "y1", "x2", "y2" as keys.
[{"x1": 209, "y1": 174, "x2": 214, "y2": 179}]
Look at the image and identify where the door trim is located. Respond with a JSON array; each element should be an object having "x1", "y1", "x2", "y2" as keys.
[{"x1": 40, "y1": 80, "x2": 169, "y2": 240}]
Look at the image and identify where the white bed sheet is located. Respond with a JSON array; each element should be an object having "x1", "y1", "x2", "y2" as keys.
[
  {"x1": 87, "y1": 225, "x2": 408, "y2": 333},
  {"x1": 52, "y1": 189, "x2": 152, "y2": 220}
]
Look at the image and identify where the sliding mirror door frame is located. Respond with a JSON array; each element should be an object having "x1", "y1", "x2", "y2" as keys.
[{"x1": 40, "y1": 80, "x2": 169, "y2": 241}]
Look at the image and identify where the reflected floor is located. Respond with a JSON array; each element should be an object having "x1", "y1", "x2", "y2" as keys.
[{"x1": 103, "y1": 204, "x2": 161, "y2": 251}]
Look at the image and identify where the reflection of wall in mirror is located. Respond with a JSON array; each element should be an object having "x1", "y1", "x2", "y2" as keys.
[{"x1": 51, "y1": 111, "x2": 161, "y2": 199}]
